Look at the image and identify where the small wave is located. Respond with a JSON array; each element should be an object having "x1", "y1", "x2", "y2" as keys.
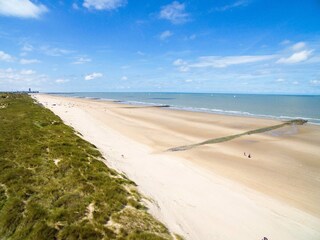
[
  {"x1": 148, "y1": 97, "x2": 176, "y2": 100},
  {"x1": 168, "y1": 105, "x2": 320, "y2": 124},
  {"x1": 124, "y1": 100, "x2": 166, "y2": 106},
  {"x1": 85, "y1": 97, "x2": 101, "y2": 100},
  {"x1": 279, "y1": 115, "x2": 320, "y2": 121},
  {"x1": 99, "y1": 98, "x2": 118, "y2": 102}
]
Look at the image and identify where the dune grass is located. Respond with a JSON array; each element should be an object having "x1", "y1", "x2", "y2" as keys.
[
  {"x1": 0, "y1": 93, "x2": 177, "y2": 240},
  {"x1": 168, "y1": 119, "x2": 307, "y2": 152}
]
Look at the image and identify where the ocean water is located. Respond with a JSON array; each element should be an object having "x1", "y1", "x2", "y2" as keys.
[{"x1": 54, "y1": 92, "x2": 320, "y2": 124}]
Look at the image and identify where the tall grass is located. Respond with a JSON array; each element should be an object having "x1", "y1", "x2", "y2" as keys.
[{"x1": 0, "y1": 94, "x2": 176, "y2": 240}]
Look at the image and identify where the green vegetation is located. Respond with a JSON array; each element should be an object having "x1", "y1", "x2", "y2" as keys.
[
  {"x1": 0, "y1": 93, "x2": 176, "y2": 240},
  {"x1": 168, "y1": 119, "x2": 307, "y2": 152}
]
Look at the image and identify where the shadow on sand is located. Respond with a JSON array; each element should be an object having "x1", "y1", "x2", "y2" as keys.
[{"x1": 167, "y1": 119, "x2": 308, "y2": 152}]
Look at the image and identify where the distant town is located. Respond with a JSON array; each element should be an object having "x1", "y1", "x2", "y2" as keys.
[{"x1": 0, "y1": 88, "x2": 39, "y2": 94}]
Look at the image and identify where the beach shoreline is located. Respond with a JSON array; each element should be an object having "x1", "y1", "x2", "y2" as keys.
[
  {"x1": 33, "y1": 93, "x2": 320, "y2": 240},
  {"x1": 51, "y1": 92, "x2": 320, "y2": 125}
]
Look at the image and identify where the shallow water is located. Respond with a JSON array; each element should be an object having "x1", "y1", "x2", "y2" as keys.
[{"x1": 52, "y1": 92, "x2": 320, "y2": 124}]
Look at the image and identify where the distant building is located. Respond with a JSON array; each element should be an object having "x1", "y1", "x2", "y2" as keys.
[{"x1": 0, "y1": 89, "x2": 39, "y2": 94}]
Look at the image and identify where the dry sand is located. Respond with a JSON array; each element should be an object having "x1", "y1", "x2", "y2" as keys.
[{"x1": 34, "y1": 94, "x2": 320, "y2": 240}]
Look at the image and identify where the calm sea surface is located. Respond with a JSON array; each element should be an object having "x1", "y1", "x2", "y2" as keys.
[{"x1": 54, "y1": 92, "x2": 320, "y2": 124}]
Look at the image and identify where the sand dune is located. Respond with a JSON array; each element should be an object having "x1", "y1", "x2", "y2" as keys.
[{"x1": 34, "y1": 94, "x2": 320, "y2": 240}]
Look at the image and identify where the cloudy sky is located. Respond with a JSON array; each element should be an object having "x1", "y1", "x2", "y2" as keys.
[{"x1": 0, "y1": 0, "x2": 319, "y2": 94}]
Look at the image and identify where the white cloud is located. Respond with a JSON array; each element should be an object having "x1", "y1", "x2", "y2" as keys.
[
  {"x1": 0, "y1": 68, "x2": 47, "y2": 89},
  {"x1": 72, "y1": 3, "x2": 79, "y2": 10},
  {"x1": 280, "y1": 39, "x2": 291, "y2": 45},
  {"x1": 0, "y1": 51, "x2": 14, "y2": 62},
  {"x1": 292, "y1": 42, "x2": 306, "y2": 51},
  {"x1": 178, "y1": 66, "x2": 190, "y2": 72},
  {"x1": 20, "y1": 58, "x2": 41, "y2": 64},
  {"x1": 4, "y1": 68, "x2": 14, "y2": 73},
  {"x1": 215, "y1": 0, "x2": 248, "y2": 11},
  {"x1": 20, "y1": 69, "x2": 35, "y2": 75},
  {"x1": 40, "y1": 46, "x2": 72, "y2": 56},
  {"x1": 84, "y1": 72, "x2": 103, "y2": 80},
  {"x1": 121, "y1": 76, "x2": 128, "y2": 80},
  {"x1": 83, "y1": 0, "x2": 127, "y2": 10},
  {"x1": 55, "y1": 78, "x2": 69, "y2": 83},
  {"x1": 21, "y1": 43, "x2": 33, "y2": 52},
  {"x1": 72, "y1": 57, "x2": 92, "y2": 64},
  {"x1": 173, "y1": 58, "x2": 189, "y2": 71},
  {"x1": 173, "y1": 58, "x2": 186, "y2": 66},
  {"x1": 137, "y1": 51, "x2": 145, "y2": 56},
  {"x1": 159, "y1": 1, "x2": 189, "y2": 24},
  {"x1": 276, "y1": 78, "x2": 285, "y2": 82},
  {"x1": 184, "y1": 34, "x2": 196, "y2": 40},
  {"x1": 159, "y1": 30, "x2": 173, "y2": 40},
  {"x1": 310, "y1": 80, "x2": 320, "y2": 85},
  {"x1": 189, "y1": 55, "x2": 275, "y2": 68},
  {"x1": 0, "y1": 0, "x2": 48, "y2": 18},
  {"x1": 292, "y1": 81, "x2": 299, "y2": 85},
  {"x1": 277, "y1": 50, "x2": 312, "y2": 64},
  {"x1": 121, "y1": 65, "x2": 130, "y2": 69}
]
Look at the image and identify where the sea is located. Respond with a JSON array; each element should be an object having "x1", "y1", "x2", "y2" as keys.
[{"x1": 53, "y1": 92, "x2": 320, "y2": 125}]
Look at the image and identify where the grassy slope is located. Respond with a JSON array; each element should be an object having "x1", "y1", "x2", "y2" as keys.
[{"x1": 0, "y1": 94, "x2": 177, "y2": 240}]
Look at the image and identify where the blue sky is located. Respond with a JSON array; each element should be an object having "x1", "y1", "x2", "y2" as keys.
[{"x1": 0, "y1": 0, "x2": 319, "y2": 94}]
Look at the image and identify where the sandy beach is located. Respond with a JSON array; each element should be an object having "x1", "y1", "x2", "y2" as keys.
[{"x1": 33, "y1": 94, "x2": 320, "y2": 240}]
